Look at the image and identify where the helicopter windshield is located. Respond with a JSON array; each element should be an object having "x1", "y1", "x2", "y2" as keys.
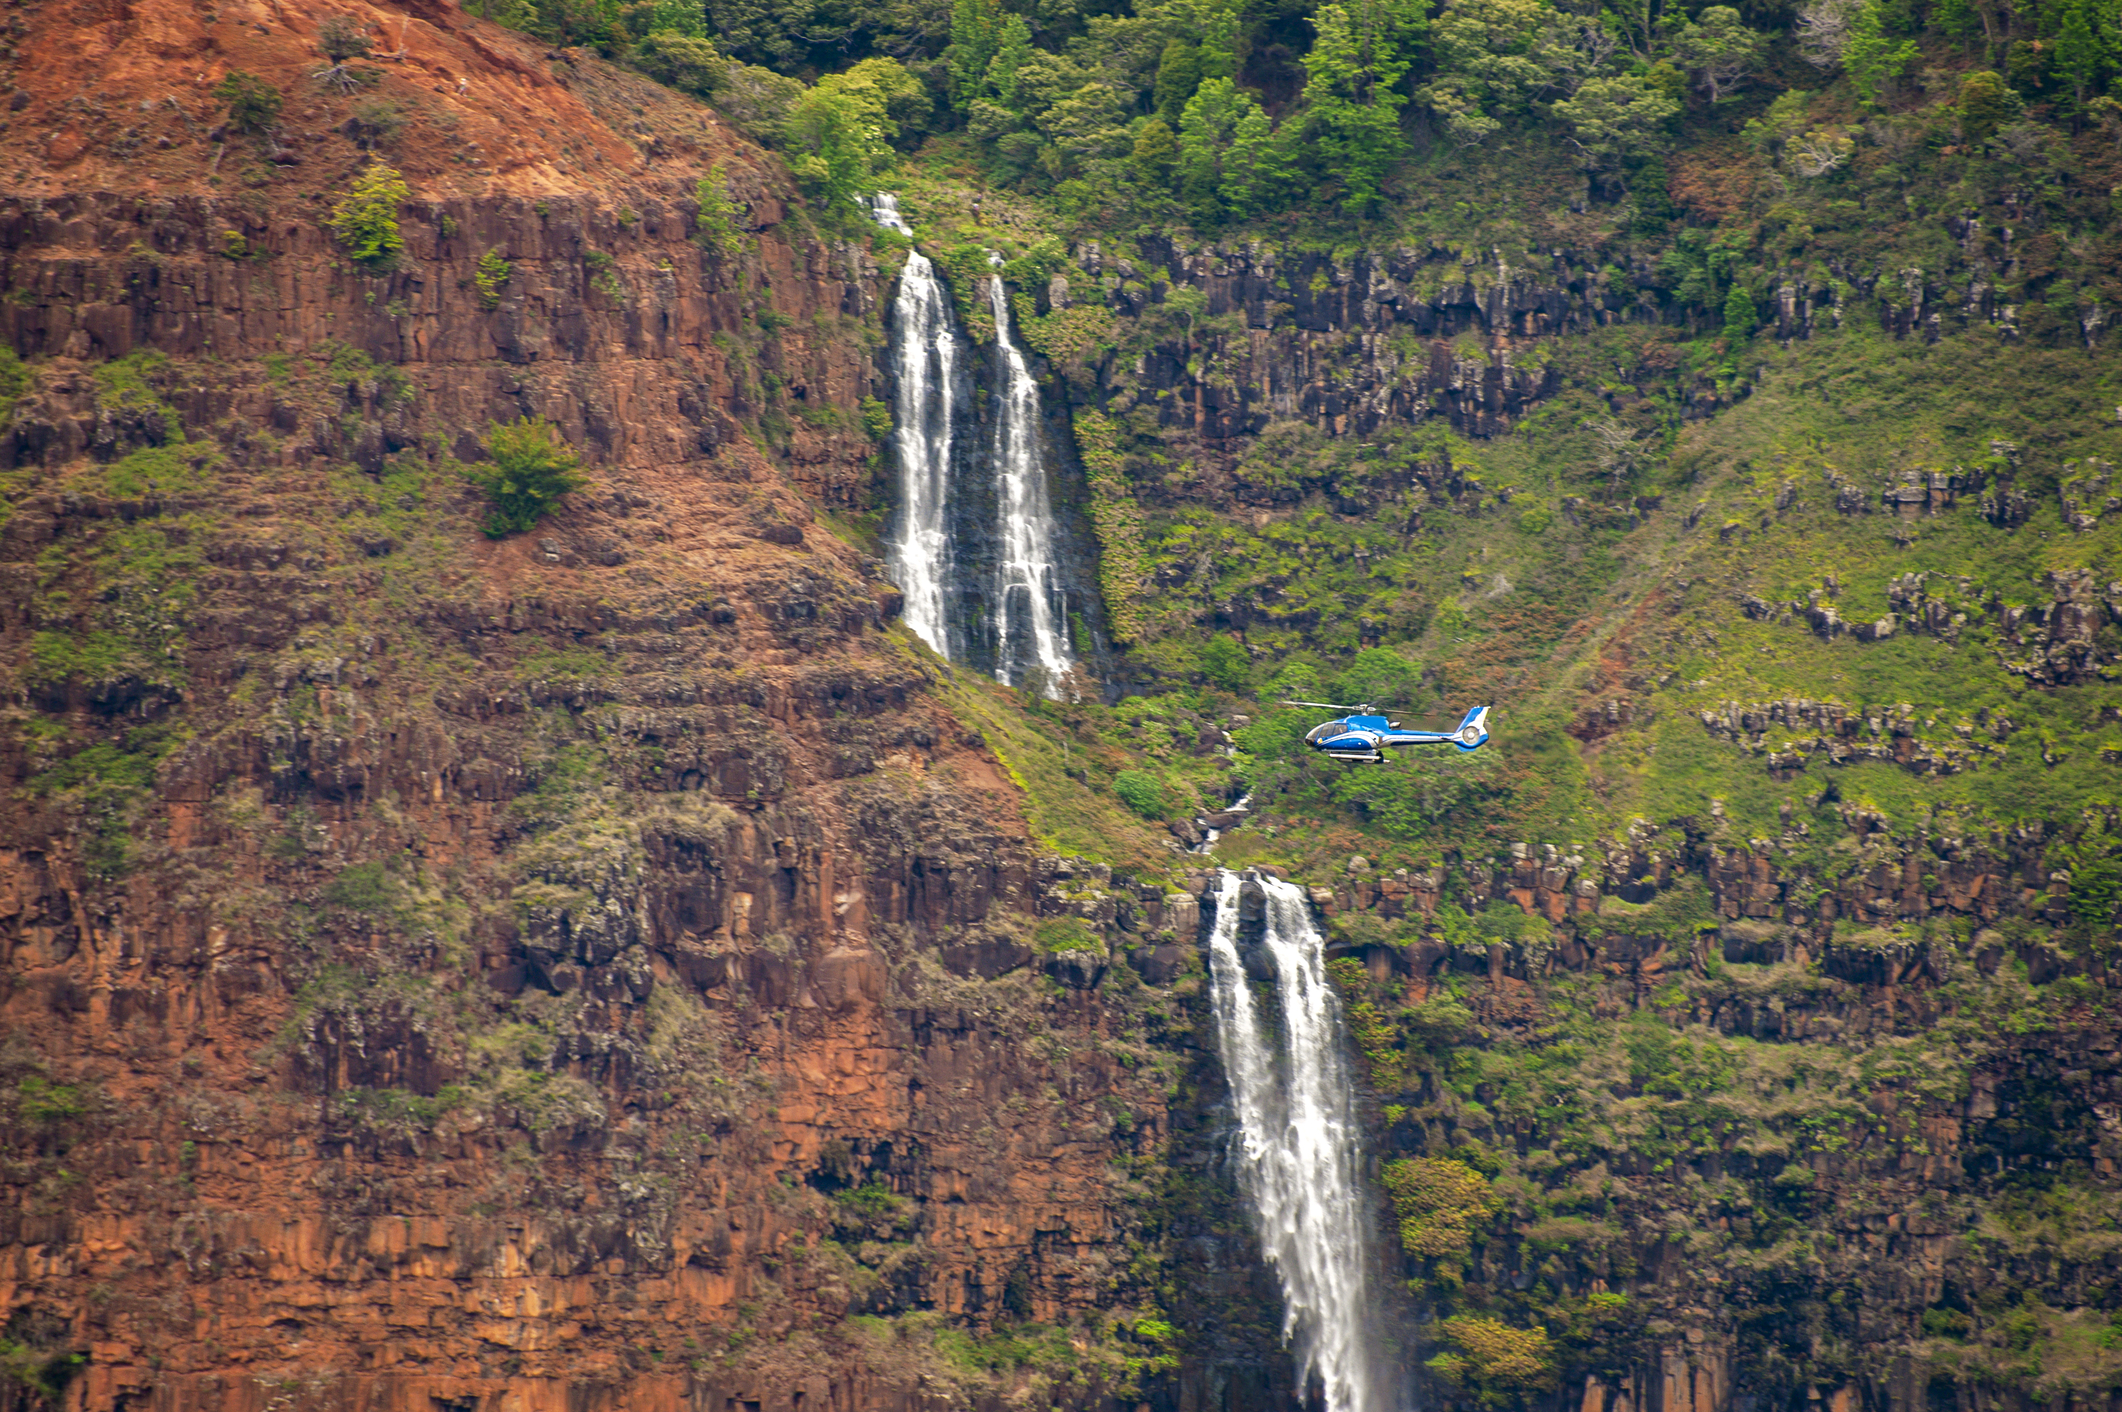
[{"x1": 1305, "y1": 719, "x2": 1348, "y2": 743}]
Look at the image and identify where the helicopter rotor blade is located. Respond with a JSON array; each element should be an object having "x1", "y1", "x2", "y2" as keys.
[{"x1": 1278, "y1": 699, "x2": 1361, "y2": 711}]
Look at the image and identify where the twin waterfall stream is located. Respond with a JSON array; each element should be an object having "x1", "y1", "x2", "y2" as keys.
[
  {"x1": 1207, "y1": 870, "x2": 1398, "y2": 1412},
  {"x1": 870, "y1": 195, "x2": 1391, "y2": 1408},
  {"x1": 869, "y1": 194, "x2": 1073, "y2": 690}
]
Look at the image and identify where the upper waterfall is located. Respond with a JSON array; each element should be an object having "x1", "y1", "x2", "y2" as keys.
[
  {"x1": 1206, "y1": 869, "x2": 1398, "y2": 1412},
  {"x1": 867, "y1": 194, "x2": 1078, "y2": 696}
]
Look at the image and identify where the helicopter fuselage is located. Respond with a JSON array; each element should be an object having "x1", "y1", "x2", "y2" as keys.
[{"x1": 1302, "y1": 706, "x2": 1491, "y2": 764}]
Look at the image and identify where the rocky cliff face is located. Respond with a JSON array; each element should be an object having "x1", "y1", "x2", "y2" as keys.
[{"x1": 0, "y1": 5, "x2": 1283, "y2": 1408}]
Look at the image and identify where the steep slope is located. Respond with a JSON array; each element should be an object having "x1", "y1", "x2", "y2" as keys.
[{"x1": 0, "y1": 4, "x2": 1276, "y2": 1409}]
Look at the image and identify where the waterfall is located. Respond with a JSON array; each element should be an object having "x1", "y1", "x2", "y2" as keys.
[
  {"x1": 1206, "y1": 870, "x2": 1396, "y2": 1412},
  {"x1": 868, "y1": 193, "x2": 960, "y2": 660},
  {"x1": 982, "y1": 260, "x2": 1074, "y2": 690},
  {"x1": 866, "y1": 194, "x2": 1077, "y2": 693}
]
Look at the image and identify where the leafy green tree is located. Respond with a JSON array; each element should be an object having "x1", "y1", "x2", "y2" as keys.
[
  {"x1": 1955, "y1": 69, "x2": 2018, "y2": 142},
  {"x1": 631, "y1": 31, "x2": 726, "y2": 94},
  {"x1": 1552, "y1": 72, "x2": 1678, "y2": 165},
  {"x1": 1131, "y1": 116, "x2": 1180, "y2": 185},
  {"x1": 330, "y1": 161, "x2": 411, "y2": 271},
  {"x1": 213, "y1": 71, "x2": 282, "y2": 135},
  {"x1": 948, "y1": 0, "x2": 1003, "y2": 109},
  {"x1": 783, "y1": 58, "x2": 924, "y2": 212},
  {"x1": 1669, "y1": 6, "x2": 1762, "y2": 101},
  {"x1": 467, "y1": 417, "x2": 588, "y2": 537},
  {"x1": 1420, "y1": 0, "x2": 1589, "y2": 145},
  {"x1": 1177, "y1": 78, "x2": 1251, "y2": 220},
  {"x1": 1224, "y1": 102, "x2": 1296, "y2": 215},
  {"x1": 1842, "y1": 0, "x2": 1917, "y2": 108},
  {"x1": 1197, "y1": 0, "x2": 1241, "y2": 79},
  {"x1": 646, "y1": 0, "x2": 706, "y2": 33},
  {"x1": 1154, "y1": 38, "x2": 1204, "y2": 123},
  {"x1": 1722, "y1": 282, "x2": 1756, "y2": 341},
  {"x1": 2054, "y1": 0, "x2": 2108, "y2": 110},
  {"x1": 1036, "y1": 82, "x2": 1132, "y2": 178},
  {"x1": 988, "y1": 14, "x2": 1035, "y2": 111},
  {"x1": 694, "y1": 164, "x2": 747, "y2": 258},
  {"x1": 1301, "y1": 0, "x2": 1424, "y2": 212},
  {"x1": 1200, "y1": 634, "x2": 1252, "y2": 692}
]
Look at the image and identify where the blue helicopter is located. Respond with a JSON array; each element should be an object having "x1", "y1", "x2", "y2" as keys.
[{"x1": 1283, "y1": 701, "x2": 1493, "y2": 765}]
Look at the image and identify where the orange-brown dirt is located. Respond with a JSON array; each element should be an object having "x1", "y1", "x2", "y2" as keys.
[{"x1": 0, "y1": 5, "x2": 1287, "y2": 1409}]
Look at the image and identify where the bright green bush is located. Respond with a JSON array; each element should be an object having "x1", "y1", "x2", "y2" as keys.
[
  {"x1": 465, "y1": 416, "x2": 587, "y2": 537},
  {"x1": 694, "y1": 165, "x2": 747, "y2": 258},
  {"x1": 330, "y1": 161, "x2": 410, "y2": 271},
  {"x1": 474, "y1": 249, "x2": 511, "y2": 309},
  {"x1": 1112, "y1": 769, "x2": 1168, "y2": 818}
]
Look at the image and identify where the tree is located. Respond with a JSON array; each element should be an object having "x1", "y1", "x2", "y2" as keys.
[
  {"x1": 1301, "y1": 0, "x2": 1423, "y2": 212},
  {"x1": 1670, "y1": 7, "x2": 1762, "y2": 101},
  {"x1": 1036, "y1": 82, "x2": 1132, "y2": 178},
  {"x1": 1177, "y1": 78, "x2": 1250, "y2": 220},
  {"x1": 2054, "y1": 0, "x2": 2107, "y2": 111},
  {"x1": 329, "y1": 161, "x2": 410, "y2": 270},
  {"x1": 314, "y1": 16, "x2": 376, "y2": 95},
  {"x1": 1420, "y1": 0, "x2": 1593, "y2": 145},
  {"x1": 1955, "y1": 69, "x2": 2017, "y2": 143},
  {"x1": 1552, "y1": 72, "x2": 1679, "y2": 165},
  {"x1": 467, "y1": 417, "x2": 587, "y2": 537},
  {"x1": 783, "y1": 58, "x2": 924, "y2": 212},
  {"x1": 1154, "y1": 38, "x2": 1204, "y2": 123},
  {"x1": 987, "y1": 14, "x2": 1034, "y2": 111},
  {"x1": 212, "y1": 71, "x2": 282, "y2": 136},
  {"x1": 631, "y1": 32, "x2": 726, "y2": 95},
  {"x1": 1131, "y1": 117, "x2": 1180, "y2": 185},
  {"x1": 1795, "y1": 0, "x2": 1858, "y2": 68},
  {"x1": 947, "y1": 0, "x2": 1002, "y2": 110},
  {"x1": 646, "y1": 0, "x2": 706, "y2": 35},
  {"x1": 1223, "y1": 102, "x2": 1296, "y2": 216},
  {"x1": 1842, "y1": 0, "x2": 1917, "y2": 108}
]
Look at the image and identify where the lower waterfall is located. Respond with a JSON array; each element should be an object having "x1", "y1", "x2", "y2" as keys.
[{"x1": 1207, "y1": 870, "x2": 1397, "y2": 1412}]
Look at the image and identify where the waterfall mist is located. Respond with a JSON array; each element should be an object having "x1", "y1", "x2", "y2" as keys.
[{"x1": 1206, "y1": 870, "x2": 1399, "y2": 1412}]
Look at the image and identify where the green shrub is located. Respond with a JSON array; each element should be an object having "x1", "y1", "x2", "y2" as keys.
[
  {"x1": 323, "y1": 861, "x2": 400, "y2": 912},
  {"x1": 634, "y1": 31, "x2": 727, "y2": 96},
  {"x1": 859, "y1": 395, "x2": 893, "y2": 441},
  {"x1": 694, "y1": 166, "x2": 746, "y2": 258},
  {"x1": 1112, "y1": 769, "x2": 1167, "y2": 818},
  {"x1": 474, "y1": 249, "x2": 511, "y2": 309},
  {"x1": 330, "y1": 161, "x2": 410, "y2": 271},
  {"x1": 1380, "y1": 1156, "x2": 1500, "y2": 1258},
  {"x1": 1033, "y1": 916, "x2": 1103, "y2": 953},
  {"x1": 1426, "y1": 1316, "x2": 1558, "y2": 1405},
  {"x1": 465, "y1": 416, "x2": 586, "y2": 537},
  {"x1": 213, "y1": 70, "x2": 282, "y2": 134}
]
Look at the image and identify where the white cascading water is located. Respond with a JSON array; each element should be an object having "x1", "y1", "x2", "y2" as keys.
[
  {"x1": 982, "y1": 258, "x2": 1074, "y2": 692},
  {"x1": 1206, "y1": 870, "x2": 1395, "y2": 1412},
  {"x1": 868, "y1": 193, "x2": 957, "y2": 659}
]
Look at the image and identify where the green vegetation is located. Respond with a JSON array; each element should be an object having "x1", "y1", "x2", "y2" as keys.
[
  {"x1": 212, "y1": 70, "x2": 282, "y2": 135},
  {"x1": 693, "y1": 165, "x2": 748, "y2": 257},
  {"x1": 330, "y1": 161, "x2": 411, "y2": 271},
  {"x1": 474, "y1": 249, "x2": 512, "y2": 309},
  {"x1": 463, "y1": 416, "x2": 588, "y2": 536}
]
